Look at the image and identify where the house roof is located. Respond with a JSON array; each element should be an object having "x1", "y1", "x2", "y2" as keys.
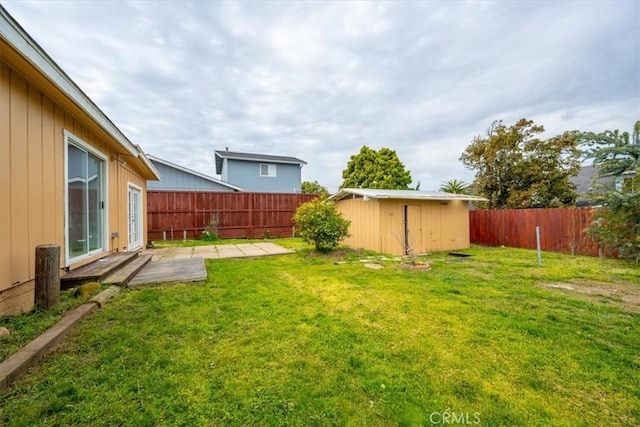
[
  {"x1": 148, "y1": 155, "x2": 243, "y2": 191},
  {"x1": 329, "y1": 188, "x2": 488, "y2": 202},
  {"x1": 0, "y1": 6, "x2": 160, "y2": 180},
  {"x1": 572, "y1": 165, "x2": 601, "y2": 196},
  {"x1": 214, "y1": 149, "x2": 307, "y2": 174}
]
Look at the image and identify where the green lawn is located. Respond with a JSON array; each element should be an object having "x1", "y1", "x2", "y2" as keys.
[{"x1": 1, "y1": 243, "x2": 639, "y2": 426}]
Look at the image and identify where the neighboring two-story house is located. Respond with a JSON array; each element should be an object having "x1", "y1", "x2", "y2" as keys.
[{"x1": 214, "y1": 149, "x2": 307, "y2": 193}]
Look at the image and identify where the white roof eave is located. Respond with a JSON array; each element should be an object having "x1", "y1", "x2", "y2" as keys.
[
  {"x1": 136, "y1": 148, "x2": 161, "y2": 180},
  {"x1": 329, "y1": 188, "x2": 488, "y2": 202}
]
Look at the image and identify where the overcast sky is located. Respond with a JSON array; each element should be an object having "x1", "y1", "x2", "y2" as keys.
[{"x1": 4, "y1": 1, "x2": 639, "y2": 191}]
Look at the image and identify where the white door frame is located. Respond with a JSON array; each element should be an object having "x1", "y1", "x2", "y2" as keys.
[{"x1": 127, "y1": 183, "x2": 143, "y2": 251}]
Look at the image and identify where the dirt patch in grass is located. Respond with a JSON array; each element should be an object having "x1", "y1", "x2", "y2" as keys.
[
  {"x1": 401, "y1": 260, "x2": 431, "y2": 271},
  {"x1": 539, "y1": 279, "x2": 640, "y2": 312}
]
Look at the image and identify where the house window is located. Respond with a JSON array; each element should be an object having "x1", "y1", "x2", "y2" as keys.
[
  {"x1": 65, "y1": 131, "x2": 107, "y2": 264},
  {"x1": 260, "y1": 163, "x2": 277, "y2": 177}
]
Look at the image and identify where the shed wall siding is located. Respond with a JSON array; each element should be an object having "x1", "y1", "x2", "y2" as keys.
[
  {"x1": 336, "y1": 198, "x2": 471, "y2": 256},
  {"x1": 437, "y1": 200, "x2": 470, "y2": 251},
  {"x1": 0, "y1": 61, "x2": 149, "y2": 316},
  {"x1": 148, "y1": 161, "x2": 234, "y2": 191},
  {"x1": 335, "y1": 198, "x2": 381, "y2": 252},
  {"x1": 225, "y1": 159, "x2": 302, "y2": 193}
]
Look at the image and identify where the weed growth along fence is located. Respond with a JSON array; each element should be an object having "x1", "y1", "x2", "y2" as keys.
[
  {"x1": 469, "y1": 208, "x2": 600, "y2": 256},
  {"x1": 147, "y1": 191, "x2": 316, "y2": 241}
]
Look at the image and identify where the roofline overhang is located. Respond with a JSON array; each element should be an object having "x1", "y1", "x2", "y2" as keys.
[
  {"x1": 136, "y1": 147, "x2": 161, "y2": 181},
  {"x1": 214, "y1": 152, "x2": 307, "y2": 165},
  {"x1": 329, "y1": 188, "x2": 488, "y2": 202}
]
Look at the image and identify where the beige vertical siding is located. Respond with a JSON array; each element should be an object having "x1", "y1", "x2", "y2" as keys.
[
  {"x1": 0, "y1": 64, "x2": 11, "y2": 296},
  {"x1": 379, "y1": 201, "x2": 405, "y2": 255},
  {"x1": 438, "y1": 199, "x2": 470, "y2": 250},
  {"x1": 406, "y1": 205, "x2": 422, "y2": 254},
  {"x1": 336, "y1": 197, "x2": 471, "y2": 256},
  {"x1": 0, "y1": 60, "x2": 149, "y2": 316},
  {"x1": 336, "y1": 198, "x2": 381, "y2": 252},
  {"x1": 421, "y1": 201, "x2": 441, "y2": 253}
]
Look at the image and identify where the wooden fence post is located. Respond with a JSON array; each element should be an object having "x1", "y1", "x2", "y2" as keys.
[
  {"x1": 35, "y1": 244, "x2": 60, "y2": 310},
  {"x1": 248, "y1": 194, "x2": 254, "y2": 238}
]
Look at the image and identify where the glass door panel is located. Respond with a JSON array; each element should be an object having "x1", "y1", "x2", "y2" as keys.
[
  {"x1": 68, "y1": 144, "x2": 88, "y2": 258},
  {"x1": 67, "y1": 142, "x2": 104, "y2": 261}
]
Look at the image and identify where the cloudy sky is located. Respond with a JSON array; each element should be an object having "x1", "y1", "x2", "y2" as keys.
[{"x1": 4, "y1": 1, "x2": 639, "y2": 191}]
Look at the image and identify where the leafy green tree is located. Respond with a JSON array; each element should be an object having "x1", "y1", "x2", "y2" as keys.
[
  {"x1": 580, "y1": 120, "x2": 640, "y2": 261},
  {"x1": 301, "y1": 180, "x2": 329, "y2": 196},
  {"x1": 439, "y1": 179, "x2": 470, "y2": 194},
  {"x1": 293, "y1": 198, "x2": 350, "y2": 252},
  {"x1": 460, "y1": 118, "x2": 581, "y2": 209},
  {"x1": 341, "y1": 146, "x2": 412, "y2": 189}
]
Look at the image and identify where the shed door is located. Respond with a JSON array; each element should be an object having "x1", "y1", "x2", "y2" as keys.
[{"x1": 404, "y1": 205, "x2": 422, "y2": 255}]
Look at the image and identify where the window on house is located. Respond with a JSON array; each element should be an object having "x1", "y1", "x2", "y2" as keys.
[{"x1": 260, "y1": 163, "x2": 277, "y2": 177}]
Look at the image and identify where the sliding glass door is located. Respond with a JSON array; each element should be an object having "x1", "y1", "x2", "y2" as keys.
[{"x1": 67, "y1": 138, "x2": 105, "y2": 262}]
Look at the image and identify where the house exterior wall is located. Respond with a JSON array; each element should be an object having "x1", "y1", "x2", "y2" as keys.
[
  {"x1": 1, "y1": 59, "x2": 149, "y2": 316},
  {"x1": 148, "y1": 161, "x2": 234, "y2": 191},
  {"x1": 336, "y1": 198, "x2": 471, "y2": 256},
  {"x1": 225, "y1": 159, "x2": 302, "y2": 193}
]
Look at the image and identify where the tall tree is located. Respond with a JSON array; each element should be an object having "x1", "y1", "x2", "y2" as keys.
[
  {"x1": 439, "y1": 179, "x2": 470, "y2": 194},
  {"x1": 301, "y1": 180, "x2": 329, "y2": 196},
  {"x1": 580, "y1": 121, "x2": 640, "y2": 261},
  {"x1": 341, "y1": 146, "x2": 412, "y2": 189},
  {"x1": 460, "y1": 118, "x2": 581, "y2": 209}
]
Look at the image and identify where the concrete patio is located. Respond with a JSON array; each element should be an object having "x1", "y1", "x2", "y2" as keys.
[
  {"x1": 128, "y1": 242, "x2": 294, "y2": 287},
  {"x1": 143, "y1": 242, "x2": 294, "y2": 261}
]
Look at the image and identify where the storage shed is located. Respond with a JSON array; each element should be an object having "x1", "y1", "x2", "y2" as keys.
[
  {"x1": 1, "y1": 7, "x2": 160, "y2": 315},
  {"x1": 330, "y1": 188, "x2": 487, "y2": 256}
]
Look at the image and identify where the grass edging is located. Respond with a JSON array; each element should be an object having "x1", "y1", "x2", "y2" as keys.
[{"x1": 0, "y1": 286, "x2": 120, "y2": 392}]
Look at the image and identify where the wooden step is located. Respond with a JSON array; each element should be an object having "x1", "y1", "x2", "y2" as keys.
[
  {"x1": 102, "y1": 255, "x2": 152, "y2": 286},
  {"x1": 61, "y1": 252, "x2": 139, "y2": 289}
]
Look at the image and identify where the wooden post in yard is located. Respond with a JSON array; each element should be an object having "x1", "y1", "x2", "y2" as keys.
[{"x1": 35, "y1": 244, "x2": 60, "y2": 310}]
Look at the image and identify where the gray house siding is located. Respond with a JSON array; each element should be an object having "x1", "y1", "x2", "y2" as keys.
[
  {"x1": 148, "y1": 160, "x2": 237, "y2": 192},
  {"x1": 221, "y1": 158, "x2": 228, "y2": 182},
  {"x1": 226, "y1": 159, "x2": 302, "y2": 193}
]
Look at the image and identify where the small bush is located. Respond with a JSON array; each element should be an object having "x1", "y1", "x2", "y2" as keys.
[
  {"x1": 293, "y1": 198, "x2": 350, "y2": 252},
  {"x1": 201, "y1": 214, "x2": 221, "y2": 242}
]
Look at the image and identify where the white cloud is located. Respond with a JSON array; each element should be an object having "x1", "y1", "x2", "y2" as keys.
[{"x1": 3, "y1": 0, "x2": 638, "y2": 192}]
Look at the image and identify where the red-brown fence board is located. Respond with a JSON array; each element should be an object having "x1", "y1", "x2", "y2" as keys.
[
  {"x1": 469, "y1": 208, "x2": 600, "y2": 256},
  {"x1": 147, "y1": 191, "x2": 316, "y2": 241}
]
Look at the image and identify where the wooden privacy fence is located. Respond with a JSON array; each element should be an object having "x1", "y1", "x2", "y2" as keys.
[
  {"x1": 469, "y1": 208, "x2": 600, "y2": 256},
  {"x1": 147, "y1": 191, "x2": 316, "y2": 241}
]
